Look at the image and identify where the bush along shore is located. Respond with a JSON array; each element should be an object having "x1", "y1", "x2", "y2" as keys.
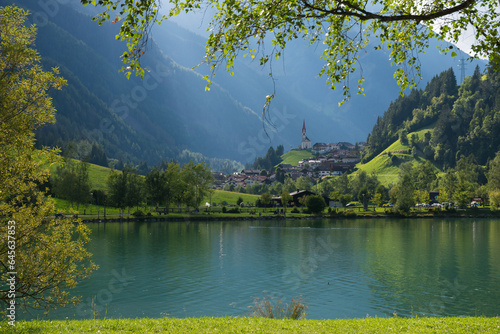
[{"x1": 4, "y1": 316, "x2": 500, "y2": 333}]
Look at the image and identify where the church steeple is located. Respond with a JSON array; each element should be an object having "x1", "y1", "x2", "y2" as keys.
[{"x1": 300, "y1": 120, "x2": 311, "y2": 150}]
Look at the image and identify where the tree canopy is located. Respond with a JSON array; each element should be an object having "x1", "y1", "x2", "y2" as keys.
[
  {"x1": 82, "y1": 0, "x2": 499, "y2": 105},
  {"x1": 0, "y1": 5, "x2": 96, "y2": 311}
]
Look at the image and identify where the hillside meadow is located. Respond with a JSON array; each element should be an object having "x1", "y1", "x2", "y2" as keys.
[
  {"x1": 280, "y1": 150, "x2": 314, "y2": 166},
  {"x1": 354, "y1": 127, "x2": 439, "y2": 186}
]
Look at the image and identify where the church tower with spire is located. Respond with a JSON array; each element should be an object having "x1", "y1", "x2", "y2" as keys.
[{"x1": 300, "y1": 120, "x2": 311, "y2": 150}]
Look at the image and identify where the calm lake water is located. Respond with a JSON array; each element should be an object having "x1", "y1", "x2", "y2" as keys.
[{"x1": 24, "y1": 218, "x2": 500, "y2": 320}]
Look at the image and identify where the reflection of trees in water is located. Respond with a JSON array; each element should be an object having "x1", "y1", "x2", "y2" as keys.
[{"x1": 364, "y1": 220, "x2": 500, "y2": 317}]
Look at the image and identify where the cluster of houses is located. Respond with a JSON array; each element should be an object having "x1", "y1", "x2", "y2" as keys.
[
  {"x1": 212, "y1": 148, "x2": 362, "y2": 189},
  {"x1": 214, "y1": 169, "x2": 270, "y2": 188},
  {"x1": 211, "y1": 120, "x2": 364, "y2": 189}
]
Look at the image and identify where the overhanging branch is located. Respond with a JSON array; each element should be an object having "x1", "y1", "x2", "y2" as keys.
[{"x1": 300, "y1": 0, "x2": 477, "y2": 23}]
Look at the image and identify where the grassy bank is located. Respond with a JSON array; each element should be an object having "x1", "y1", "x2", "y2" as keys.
[{"x1": 4, "y1": 317, "x2": 499, "y2": 333}]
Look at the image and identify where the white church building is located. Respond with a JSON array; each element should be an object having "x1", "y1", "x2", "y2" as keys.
[{"x1": 300, "y1": 120, "x2": 311, "y2": 150}]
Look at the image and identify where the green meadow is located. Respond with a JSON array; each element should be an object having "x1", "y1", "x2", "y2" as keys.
[
  {"x1": 4, "y1": 317, "x2": 499, "y2": 334},
  {"x1": 280, "y1": 150, "x2": 314, "y2": 166},
  {"x1": 354, "y1": 127, "x2": 438, "y2": 186}
]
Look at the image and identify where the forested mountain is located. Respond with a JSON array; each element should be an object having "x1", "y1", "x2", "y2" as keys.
[
  {"x1": 4, "y1": 0, "x2": 487, "y2": 171},
  {"x1": 10, "y1": 0, "x2": 262, "y2": 171},
  {"x1": 362, "y1": 66, "x2": 500, "y2": 169}
]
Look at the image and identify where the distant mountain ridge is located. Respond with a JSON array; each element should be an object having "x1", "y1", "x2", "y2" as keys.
[{"x1": 4, "y1": 0, "x2": 488, "y2": 170}]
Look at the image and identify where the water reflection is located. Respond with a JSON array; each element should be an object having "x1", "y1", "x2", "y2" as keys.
[{"x1": 22, "y1": 218, "x2": 500, "y2": 320}]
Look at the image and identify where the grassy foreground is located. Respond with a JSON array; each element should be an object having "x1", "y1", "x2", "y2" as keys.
[{"x1": 3, "y1": 317, "x2": 500, "y2": 333}]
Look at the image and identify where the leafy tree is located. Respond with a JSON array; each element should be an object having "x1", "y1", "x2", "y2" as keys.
[
  {"x1": 109, "y1": 166, "x2": 146, "y2": 213},
  {"x1": 334, "y1": 173, "x2": 351, "y2": 195},
  {"x1": 269, "y1": 182, "x2": 283, "y2": 196},
  {"x1": 237, "y1": 196, "x2": 244, "y2": 206},
  {"x1": 374, "y1": 184, "x2": 388, "y2": 201},
  {"x1": 394, "y1": 169, "x2": 415, "y2": 214},
  {"x1": 125, "y1": 171, "x2": 145, "y2": 212},
  {"x1": 305, "y1": 195, "x2": 326, "y2": 215},
  {"x1": 329, "y1": 191, "x2": 340, "y2": 206},
  {"x1": 436, "y1": 187, "x2": 451, "y2": 204},
  {"x1": 399, "y1": 129, "x2": 409, "y2": 145},
  {"x1": 340, "y1": 194, "x2": 352, "y2": 207},
  {"x1": 107, "y1": 169, "x2": 129, "y2": 215},
  {"x1": 454, "y1": 172, "x2": 472, "y2": 208},
  {"x1": 145, "y1": 167, "x2": 167, "y2": 210},
  {"x1": 489, "y1": 190, "x2": 500, "y2": 209},
  {"x1": 283, "y1": 177, "x2": 297, "y2": 193},
  {"x1": 351, "y1": 171, "x2": 379, "y2": 200},
  {"x1": 373, "y1": 193, "x2": 384, "y2": 207},
  {"x1": 357, "y1": 185, "x2": 371, "y2": 204},
  {"x1": 280, "y1": 192, "x2": 293, "y2": 214},
  {"x1": 298, "y1": 195, "x2": 308, "y2": 207},
  {"x1": 162, "y1": 162, "x2": 182, "y2": 213},
  {"x1": 73, "y1": 161, "x2": 92, "y2": 210},
  {"x1": 0, "y1": 6, "x2": 96, "y2": 310},
  {"x1": 91, "y1": 189, "x2": 107, "y2": 207},
  {"x1": 84, "y1": 0, "x2": 500, "y2": 105},
  {"x1": 389, "y1": 185, "x2": 398, "y2": 205},
  {"x1": 317, "y1": 178, "x2": 335, "y2": 197},
  {"x1": 412, "y1": 161, "x2": 437, "y2": 191},
  {"x1": 181, "y1": 161, "x2": 213, "y2": 210},
  {"x1": 415, "y1": 190, "x2": 430, "y2": 205},
  {"x1": 260, "y1": 193, "x2": 272, "y2": 210},
  {"x1": 438, "y1": 169, "x2": 458, "y2": 203},
  {"x1": 52, "y1": 163, "x2": 79, "y2": 206},
  {"x1": 295, "y1": 176, "x2": 313, "y2": 192},
  {"x1": 487, "y1": 152, "x2": 500, "y2": 190},
  {"x1": 455, "y1": 154, "x2": 483, "y2": 187},
  {"x1": 424, "y1": 131, "x2": 432, "y2": 144}
]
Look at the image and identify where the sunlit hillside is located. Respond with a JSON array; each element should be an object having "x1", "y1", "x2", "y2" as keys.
[
  {"x1": 280, "y1": 150, "x2": 315, "y2": 166},
  {"x1": 355, "y1": 127, "x2": 440, "y2": 185}
]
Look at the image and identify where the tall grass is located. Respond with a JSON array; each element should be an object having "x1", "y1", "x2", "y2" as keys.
[{"x1": 249, "y1": 296, "x2": 307, "y2": 320}]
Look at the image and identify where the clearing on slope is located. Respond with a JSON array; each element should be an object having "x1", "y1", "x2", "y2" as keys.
[{"x1": 355, "y1": 127, "x2": 438, "y2": 185}]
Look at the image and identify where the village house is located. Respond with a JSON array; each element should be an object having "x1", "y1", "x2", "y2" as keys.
[{"x1": 212, "y1": 172, "x2": 226, "y2": 188}]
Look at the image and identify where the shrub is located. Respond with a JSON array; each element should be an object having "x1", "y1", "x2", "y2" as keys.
[
  {"x1": 344, "y1": 210, "x2": 357, "y2": 217},
  {"x1": 222, "y1": 206, "x2": 227, "y2": 213},
  {"x1": 132, "y1": 210, "x2": 144, "y2": 217},
  {"x1": 305, "y1": 195, "x2": 326, "y2": 214},
  {"x1": 291, "y1": 207, "x2": 300, "y2": 213},
  {"x1": 226, "y1": 207, "x2": 240, "y2": 213},
  {"x1": 249, "y1": 296, "x2": 307, "y2": 320}
]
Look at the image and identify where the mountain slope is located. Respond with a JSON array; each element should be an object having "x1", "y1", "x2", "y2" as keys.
[
  {"x1": 355, "y1": 127, "x2": 437, "y2": 185},
  {"x1": 9, "y1": 0, "x2": 266, "y2": 168},
  {"x1": 359, "y1": 66, "x2": 500, "y2": 183},
  {"x1": 157, "y1": 17, "x2": 488, "y2": 145},
  {"x1": 5, "y1": 0, "x2": 489, "y2": 169}
]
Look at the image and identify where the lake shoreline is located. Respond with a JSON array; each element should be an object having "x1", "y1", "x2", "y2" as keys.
[
  {"x1": 79, "y1": 210, "x2": 500, "y2": 223},
  {"x1": 12, "y1": 315, "x2": 500, "y2": 333}
]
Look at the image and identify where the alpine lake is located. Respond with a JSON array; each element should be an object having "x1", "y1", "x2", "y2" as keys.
[{"x1": 23, "y1": 218, "x2": 500, "y2": 320}]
